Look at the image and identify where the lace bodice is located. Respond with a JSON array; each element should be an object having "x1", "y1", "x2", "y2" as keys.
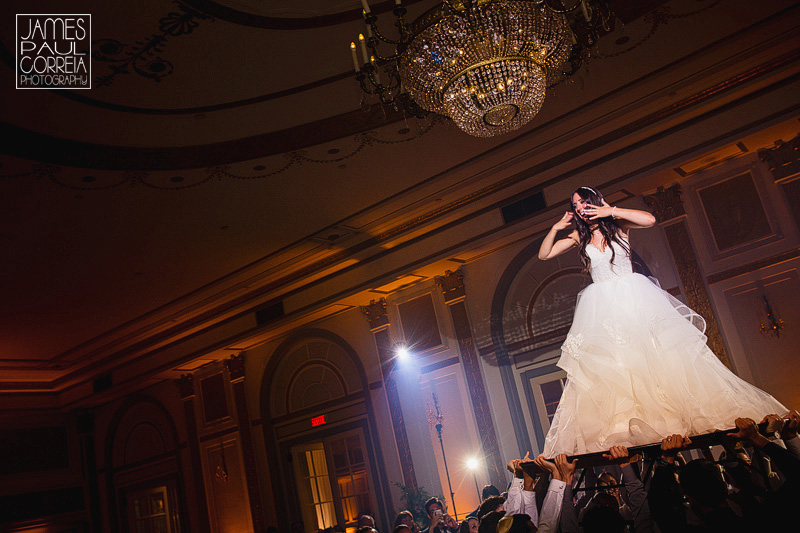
[{"x1": 586, "y1": 238, "x2": 632, "y2": 282}]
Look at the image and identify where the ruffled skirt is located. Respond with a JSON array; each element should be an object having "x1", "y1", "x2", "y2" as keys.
[{"x1": 543, "y1": 273, "x2": 787, "y2": 456}]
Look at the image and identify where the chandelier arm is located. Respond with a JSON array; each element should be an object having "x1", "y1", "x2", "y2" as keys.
[
  {"x1": 366, "y1": 39, "x2": 403, "y2": 63},
  {"x1": 362, "y1": 66, "x2": 400, "y2": 95},
  {"x1": 366, "y1": 13, "x2": 408, "y2": 46},
  {"x1": 356, "y1": 71, "x2": 385, "y2": 95},
  {"x1": 545, "y1": 0, "x2": 583, "y2": 15}
]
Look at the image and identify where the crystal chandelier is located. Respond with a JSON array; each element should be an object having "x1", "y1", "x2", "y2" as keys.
[{"x1": 349, "y1": 0, "x2": 613, "y2": 137}]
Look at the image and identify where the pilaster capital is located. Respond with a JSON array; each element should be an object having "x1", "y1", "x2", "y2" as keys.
[
  {"x1": 758, "y1": 133, "x2": 800, "y2": 182},
  {"x1": 225, "y1": 352, "x2": 246, "y2": 382},
  {"x1": 175, "y1": 373, "x2": 194, "y2": 399},
  {"x1": 436, "y1": 269, "x2": 465, "y2": 304},
  {"x1": 361, "y1": 298, "x2": 389, "y2": 331},
  {"x1": 644, "y1": 184, "x2": 684, "y2": 223}
]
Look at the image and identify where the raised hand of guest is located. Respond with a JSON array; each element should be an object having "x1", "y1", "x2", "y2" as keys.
[
  {"x1": 429, "y1": 512, "x2": 442, "y2": 532},
  {"x1": 761, "y1": 413, "x2": 785, "y2": 437},
  {"x1": 780, "y1": 409, "x2": 799, "y2": 441},
  {"x1": 507, "y1": 452, "x2": 531, "y2": 475},
  {"x1": 534, "y1": 453, "x2": 562, "y2": 481},
  {"x1": 602, "y1": 445, "x2": 632, "y2": 465},
  {"x1": 442, "y1": 514, "x2": 457, "y2": 530},
  {"x1": 727, "y1": 417, "x2": 770, "y2": 448},
  {"x1": 660, "y1": 434, "x2": 691, "y2": 464},
  {"x1": 554, "y1": 453, "x2": 578, "y2": 485}
]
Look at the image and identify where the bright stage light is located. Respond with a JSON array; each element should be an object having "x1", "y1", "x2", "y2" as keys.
[
  {"x1": 395, "y1": 343, "x2": 410, "y2": 362},
  {"x1": 467, "y1": 457, "x2": 479, "y2": 470}
]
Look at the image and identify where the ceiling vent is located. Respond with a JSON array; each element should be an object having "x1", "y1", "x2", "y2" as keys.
[
  {"x1": 501, "y1": 191, "x2": 546, "y2": 224},
  {"x1": 309, "y1": 225, "x2": 361, "y2": 247},
  {"x1": 255, "y1": 301, "x2": 285, "y2": 326}
]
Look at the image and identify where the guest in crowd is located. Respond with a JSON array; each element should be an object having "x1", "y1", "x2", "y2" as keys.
[
  {"x1": 467, "y1": 485, "x2": 502, "y2": 518},
  {"x1": 457, "y1": 516, "x2": 478, "y2": 533},
  {"x1": 357, "y1": 515, "x2": 376, "y2": 529},
  {"x1": 422, "y1": 497, "x2": 458, "y2": 533},
  {"x1": 477, "y1": 495, "x2": 505, "y2": 519},
  {"x1": 393, "y1": 510, "x2": 420, "y2": 533}
]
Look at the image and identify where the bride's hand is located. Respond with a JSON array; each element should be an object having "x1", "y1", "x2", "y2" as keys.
[
  {"x1": 553, "y1": 211, "x2": 574, "y2": 230},
  {"x1": 586, "y1": 200, "x2": 613, "y2": 220}
]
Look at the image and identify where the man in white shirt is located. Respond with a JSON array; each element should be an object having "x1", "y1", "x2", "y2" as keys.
[{"x1": 503, "y1": 453, "x2": 576, "y2": 533}]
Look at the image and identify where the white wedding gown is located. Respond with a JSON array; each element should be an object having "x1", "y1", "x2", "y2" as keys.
[{"x1": 543, "y1": 237, "x2": 787, "y2": 456}]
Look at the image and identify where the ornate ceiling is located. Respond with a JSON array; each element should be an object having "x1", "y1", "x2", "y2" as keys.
[{"x1": 1, "y1": 0, "x2": 798, "y2": 409}]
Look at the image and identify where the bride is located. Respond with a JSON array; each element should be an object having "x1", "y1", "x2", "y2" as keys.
[{"x1": 538, "y1": 186, "x2": 787, "y2": 456}]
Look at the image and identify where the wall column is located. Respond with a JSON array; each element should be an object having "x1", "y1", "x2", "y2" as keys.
[
  {"x1": 76, "y1": 411, "x2": 102, "y2": 533},
  {"x1": 226, "y1": 353, "x2": 267, "y2": 533},
  {"x1": 644, "y1": 184, "x2": 732, "y2": 368},
  {"x1": 175, "y1": 374, "x2": 212, "y2": 533},
  {"x1": 362, "y1": 298, "x2": 418, "y2": 489},
  {"x1": 436, "y1": 270, "x2": 505, "y2": 488}
]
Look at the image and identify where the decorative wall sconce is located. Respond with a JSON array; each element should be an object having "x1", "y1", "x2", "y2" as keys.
[{"x1": 759, "y1": 295, "x2": 785, "y2": 338}]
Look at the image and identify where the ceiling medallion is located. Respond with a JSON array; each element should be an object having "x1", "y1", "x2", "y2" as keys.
[{"x1": 349, "y1": 0, "x2": 613, "y2": 137}]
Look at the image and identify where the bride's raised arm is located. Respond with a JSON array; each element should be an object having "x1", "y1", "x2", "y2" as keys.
[{"x1": 539, "y1": 212, "x2": 579, "y2": 260}]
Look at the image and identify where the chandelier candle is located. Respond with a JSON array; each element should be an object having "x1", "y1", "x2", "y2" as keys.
[
  {"x1": 350, "y1": 42, "x2": 360, "y2": 72},
  {"x1": 358, "y1": 33, "x2": 369, "y2": 64}
]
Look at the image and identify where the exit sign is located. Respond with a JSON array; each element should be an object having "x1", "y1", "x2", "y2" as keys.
[{"x1": 311, "y1": 415, "x2": 326, "y2": 427}]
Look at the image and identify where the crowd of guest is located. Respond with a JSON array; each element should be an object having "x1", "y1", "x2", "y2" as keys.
[{"x1": 278, "y1": 409, "x2": 799, "y2": 533}]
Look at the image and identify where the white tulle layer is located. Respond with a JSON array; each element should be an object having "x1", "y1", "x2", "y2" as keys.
[{"x1": 543, "y1": 273, "x2": 787, "y2": 456}]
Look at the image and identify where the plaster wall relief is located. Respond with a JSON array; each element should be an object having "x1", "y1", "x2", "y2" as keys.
[
  {"x1": 192, "y1": 360, "x2": 260, "y2": 533},
  {"x1": 716, "y1": 264, "x2": 800, "y2": 409},
  {"x1": 761, "y1": 133, "x2": 800, "y2": 229},
  {"x1": 665, "y1": 147, "x2": 800, "y2": 378},
  {"x1": 0, "y1": 123, "x2": 437, "y2": 192},
  {"x1": 204, "y1": 437, "x2": 254, "y2": 533},
  {"x1": 680, "y1": 137, "x2": 800, "y2": 409},
  {"x1": 644, "y1": 184, "x2": 732, "y2": 369},
  {"x1": 687, "y1": 162, "x2": 786, "y2": 262}
]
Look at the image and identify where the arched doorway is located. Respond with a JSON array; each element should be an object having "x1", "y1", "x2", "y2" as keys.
[
  {"x1": 260, "y1": 330, "x2": 392, "y2": 533},
  {"x1": 105, "y1": 396, "x2": 187, "y2": 532}
]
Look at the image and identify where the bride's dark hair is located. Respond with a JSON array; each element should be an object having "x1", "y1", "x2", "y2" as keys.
[{"x1": 571, "y1": 187, "x2": 630, "y2": 269}]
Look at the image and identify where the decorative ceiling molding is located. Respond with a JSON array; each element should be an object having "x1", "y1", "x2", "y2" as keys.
[
  {"x1": 183, "y1": 0, "x2": 427, "y2": 30},
  {"x1": 0, "y1": 104, "x2": 419, "y2": 171},
  {"x1": 93, "y1": 2, "x2": 215, "y2": 87},
  {"x1": 0, "y1": 122, "x2": 438, "y2": 191},
  {"x1": 2, "y1": 38, "x2": 797, "y2": 176},
  {"x1": 0, "y1": 38, "x2": 352, "y2": 114},
  {"x1": 596, "y1": 0, "x2": 720, "y2": 60}
]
